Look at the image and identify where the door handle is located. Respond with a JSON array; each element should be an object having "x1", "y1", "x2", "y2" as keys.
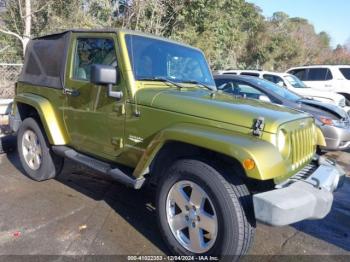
[{"x1": 63, "y1": 88, "x2": 80, "y2": 96}]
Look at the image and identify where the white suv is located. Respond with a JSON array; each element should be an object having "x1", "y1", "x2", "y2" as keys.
[
  {"x1": 286, "y1": 65, "x2": 350, "y2": 105},
  {"x1": 218, "y1": 69, "x2": 349, "y2": 112}
]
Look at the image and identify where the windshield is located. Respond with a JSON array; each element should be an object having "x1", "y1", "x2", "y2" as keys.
[
  {"x1": 125, "y1": 34, "x2": 215, "y2": 87},
  {"x1": 284, "y1": 75, "x2": 308, "y2": 88},
  {"x1": 251, "y1": 78, "x2": 302, "y2": 102}
]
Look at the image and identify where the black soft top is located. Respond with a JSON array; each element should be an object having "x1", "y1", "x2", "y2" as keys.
[
  {"x1": 19, "y1": 31, "x2": 73, "y2": 89},
  {"x1": 33, "y1": 29, "x2": 118, "y2": 40},
  {"x1": 19, "y1": 29, "x2": 124, "y2": 89}
]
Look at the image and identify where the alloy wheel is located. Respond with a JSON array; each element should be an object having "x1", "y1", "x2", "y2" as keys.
[
  {"x1": 166, "y1": 180, "x2": 218, "y2": 253},
  {"x1": 22, "y1": 129, "x2": 42, "y2": 170}
]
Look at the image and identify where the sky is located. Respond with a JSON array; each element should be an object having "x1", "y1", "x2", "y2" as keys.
[{"x1": 248, "y1": 0, "x2": 350, "y2": 47}]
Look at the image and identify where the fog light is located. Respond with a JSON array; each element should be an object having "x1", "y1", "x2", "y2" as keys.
[{"x1": 243, "y1": 159, "x2": 255, "y2": 170}]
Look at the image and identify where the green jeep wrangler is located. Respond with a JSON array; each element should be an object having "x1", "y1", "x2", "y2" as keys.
[{"x1": 10, "y1": 29, "x2": 344, "y2": 258}]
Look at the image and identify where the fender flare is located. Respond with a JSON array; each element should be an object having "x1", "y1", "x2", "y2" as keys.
[
  {"x1": 13, "y1": 93, "x2": 69, "y2": 145},
  {"x1": 133, "y1": 123, "x2": 288, "y2": 180}
]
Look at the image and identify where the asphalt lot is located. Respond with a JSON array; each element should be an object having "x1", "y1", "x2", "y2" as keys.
[{"x1": 0, "y1": 144, "x2": 349, "y2": 258}]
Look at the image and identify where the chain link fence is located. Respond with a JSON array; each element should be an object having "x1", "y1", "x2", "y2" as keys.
[{"x1": 0, "y1": 63, "x2": 23, "y2": 98}]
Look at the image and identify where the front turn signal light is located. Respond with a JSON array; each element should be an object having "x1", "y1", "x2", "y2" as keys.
[{"x1": 243, "y1": 159, "x2": 255, "y2": 170}]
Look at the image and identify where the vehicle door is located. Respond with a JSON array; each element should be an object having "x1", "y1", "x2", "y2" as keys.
[{"x1": 63, "y1": 33, "x2": 126, "y2": 160}]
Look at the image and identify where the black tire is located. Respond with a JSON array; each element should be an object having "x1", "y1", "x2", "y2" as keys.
[
  {"x1": 316, "y1": 146, "x2": 326, "y2": 155},
  {"x1": 0, "y1": 135, "x2": 17, "y2": 154},
  {"x1": 17, "y1": 117, "x2": 63, "y2": 181},
  {"x1": 156, "y1": 159, "x2": 255, "y2": 260}
]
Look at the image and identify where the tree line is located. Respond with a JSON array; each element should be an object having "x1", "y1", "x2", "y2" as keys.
[{"x1": 1, "y1": 0, "x2": 350, "y2": 71}]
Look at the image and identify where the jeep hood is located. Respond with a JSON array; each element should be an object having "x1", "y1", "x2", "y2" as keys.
[{"x1": 135, "y1": 88, "x2": 310, "y2": 133}]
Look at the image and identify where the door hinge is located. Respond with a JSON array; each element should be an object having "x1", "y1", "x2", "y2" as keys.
[
  {"x1": 114, "y1": 104, "x2": 125, "y2": 115},
  {"x1": 111, "y1": 137, "x2": 123, "y2": 148}
]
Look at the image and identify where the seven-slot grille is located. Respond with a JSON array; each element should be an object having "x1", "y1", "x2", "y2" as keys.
[{"x1": 289, "y1": 123, "x2": 315, "y2": 170}]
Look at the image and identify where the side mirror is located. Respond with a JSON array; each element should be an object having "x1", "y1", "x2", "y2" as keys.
[
  {"x1": 259, "y1": 95, "x2": 271, "y2": 103},
  {"x1": 91, "y1": 64, "x2": 123, "y2": 99}
]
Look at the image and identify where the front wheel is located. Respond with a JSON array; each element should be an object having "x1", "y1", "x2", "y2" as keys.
[
  {"x1": 156, "y1": 159, "x2": 255, "y2": 259},
  {"x1": 17, "y1": 117, "x2": 63, "y2": 181}
]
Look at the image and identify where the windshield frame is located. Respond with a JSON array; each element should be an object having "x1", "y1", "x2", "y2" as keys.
[{"x1": 124, "y1": 34, "x2": 216, "y2": 88}]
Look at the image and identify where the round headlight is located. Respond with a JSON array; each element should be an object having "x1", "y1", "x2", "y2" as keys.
[{"x1": 277, "y1": 130, "x2": 286, "y2": 152}]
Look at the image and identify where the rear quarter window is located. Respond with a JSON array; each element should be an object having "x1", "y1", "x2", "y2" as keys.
[
  {"x1": 339, "y1": 68, "x2": 350, "y2": 80},
  {"x1": 307, "y1": 68, "x2": 333, "y2": 81}
]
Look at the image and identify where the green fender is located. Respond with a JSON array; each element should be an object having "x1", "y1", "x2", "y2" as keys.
[
  {"x1": 14, "y1": 93, "x2": 69, "y2": 145},
  {"x1": 133, "y1": 123, "x2": 288, "y2": 180}
]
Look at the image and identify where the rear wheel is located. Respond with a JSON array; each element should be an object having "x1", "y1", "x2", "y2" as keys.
[
  {"x1": 17, "y1": 117, "x2": 63, "y2": 181},
  {"x1": 156, "y1": 159, "x2": 255, "y2": 259}
]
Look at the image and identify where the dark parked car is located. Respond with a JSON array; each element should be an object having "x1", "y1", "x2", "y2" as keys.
[{"x1": 214, "y1": 74, "x2": 350, "y2": 151}]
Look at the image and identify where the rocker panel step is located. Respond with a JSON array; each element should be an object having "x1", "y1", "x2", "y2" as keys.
[{"x1": 52, "y1": 146, "x2": 145, "y2": 189}]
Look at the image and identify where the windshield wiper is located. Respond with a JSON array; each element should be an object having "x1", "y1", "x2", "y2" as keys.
[
  {"x1": 181, "y1": 80, "x2": 217, "y2": 91},
  {"x1": 138, "y1": 76, "x2": 184, "y2": 89}
]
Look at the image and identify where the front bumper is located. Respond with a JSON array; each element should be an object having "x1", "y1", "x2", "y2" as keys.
[
  {"x1": 253, "y1": 156, "x2": 345, "y2": 226},
  {"x1": 320, "y1": 124, "x2": 350, "y2": 151}
]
